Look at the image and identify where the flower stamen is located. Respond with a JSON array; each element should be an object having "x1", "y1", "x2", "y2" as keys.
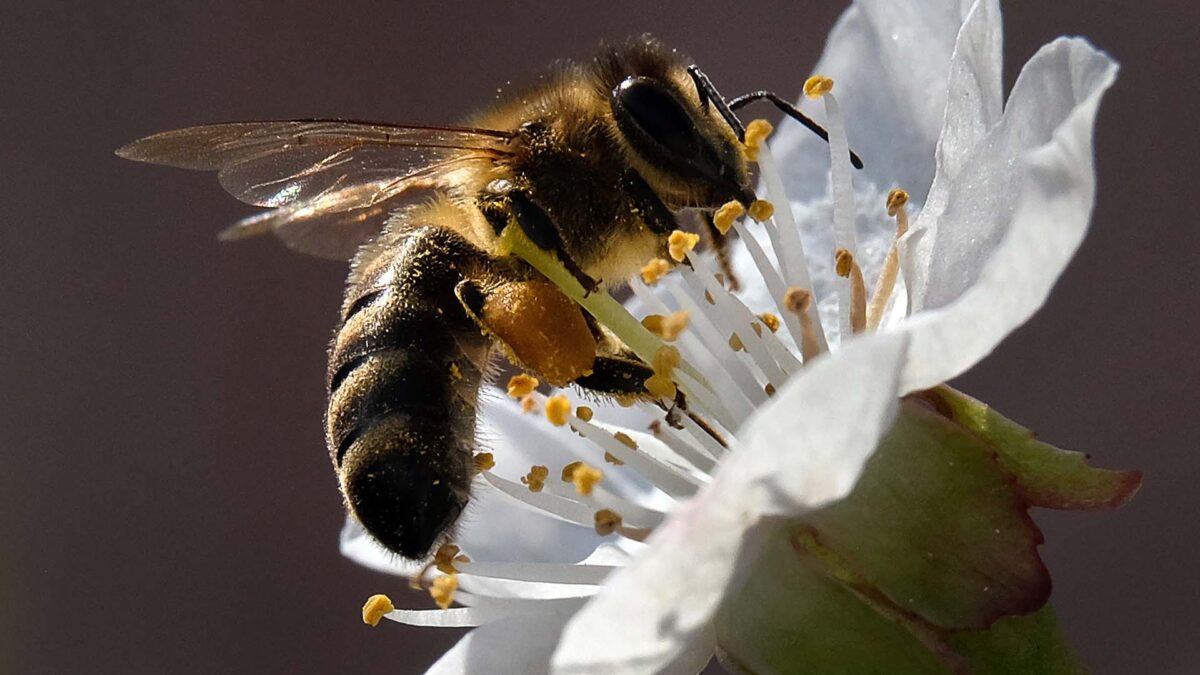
[
  {"x1": 361, "y1": 594, "x2": 394, "y2": 627},
  {"x1": 867, "y1": 188, "x2": 910, "y2": 329},
  {"x1": 834, "y1": 248, "x2": 867, "y2": 333},
  {"x1": 429, "y1": 574, "x2": 459, "y2": 610},
  {"x1": 784, "y1": 287, "x2": 822, "y2": 360}
]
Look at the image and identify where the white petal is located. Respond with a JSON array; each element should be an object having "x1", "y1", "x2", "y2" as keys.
[
  {"x1": 550, "y1": 331, "x2": 909, "y2": 674},
  {"x1": 772, "y1": 0, "x2": 979, "y2": 204},
  {"x1": 900, "y1": 38, "x2": 1118, "y2": 392},
  {"x1": 904, "y1": 0, "x2": 1004, "y2": 302}
]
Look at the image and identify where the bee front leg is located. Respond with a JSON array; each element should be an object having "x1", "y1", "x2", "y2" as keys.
[{"x1": 478, "y1": 180, "x2": 601, "y2": 295}]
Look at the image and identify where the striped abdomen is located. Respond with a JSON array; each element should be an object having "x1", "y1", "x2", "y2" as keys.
[{"x1": 326, "y1": 226, "x2": 490, "y2": 558}]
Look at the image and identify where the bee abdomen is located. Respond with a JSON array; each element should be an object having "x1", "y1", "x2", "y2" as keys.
[{"x1": 327, "y1": 225, "x2": 490, "y2": 558}]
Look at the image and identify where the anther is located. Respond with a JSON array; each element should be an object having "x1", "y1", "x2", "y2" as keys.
[
  {"x1": 507, "y1": 373, "x2": 539, "y2": 398},
  {"x1": 472, "y1": 452, "x2": 495, "y2": 473},
  {"x1": 668, "y1": 230, "x2": 700, "y2": 262},
  {"x1": 641, "y1": 310, "x2": 690, "y2": 341},
  {"x1": 433, "y1": 543, "x2": 469, "y2": 575},
  {"x1": 803, "y1": 75, "x2": 835, "y2": 99},
  {"x1": 713, "y1": 200, "x2": 745, "y2": 235},
  {"x1": 747, "y1": 199, "x2": 775, "y2": 222},
  {"x1": 835, "y1": 249, "x2": 867, "y2": 333},
  {"x1": 361, "y1": 594, "x2": 394, "y2": 627},
  {"x1": 594, "y1": 509, "x2": 622, "y2": 535},
  {"x1": 604, "y1": 451, "x2": 625, "y2": 465},
  {"x1": 430, "y1": 574, "x2": 458, "y2": 610},
  {"x1": 520, "y1": 394, "x2": 538, "y2": 414},
  {"x1": 545, "y1": 394, "x2": 571, "y2": 426},
  {"x1": 522, "y1": 465, "x2": 549, "y2": 492},
  {"x1": 575, "y1": 405, "x2": 594, "y2": 422},
  {"x1": 758, "y1": 312, "x2": 781, "y2": 333},
  {"x1": 562, "y1": 462, "x2": 603, "y2": 495},
  {"x1": 784, "y1": 287, "x2": 821, "y2": 361},
  {"x1": 640, "y1": 257, "x2": 671, "y2": 285},
  {"x1": 644, "y1": 345, "x2": 680, "y2": 399},
  {"x1": 869, "y1": 188, "x2": 911, "y2": 329},
  {"x1": 613, "y1": 431, "x2": 638, "y2": 449},
  {"x1": 743, "y1": 118, "x2": 774, "y2": 161}
]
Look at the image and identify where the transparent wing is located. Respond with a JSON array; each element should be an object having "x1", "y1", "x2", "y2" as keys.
[{"x1": 117, "y1": 120, "x2": 513, "y2": 258}]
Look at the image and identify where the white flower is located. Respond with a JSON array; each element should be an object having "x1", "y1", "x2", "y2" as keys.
[{"x1": 345, "y1": 0, "x2": 1118, "y2": 672}]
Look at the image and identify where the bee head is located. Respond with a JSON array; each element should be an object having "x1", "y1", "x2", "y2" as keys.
[{"x1": 596, "y1": 38, "x2": 755, "y2": 210}]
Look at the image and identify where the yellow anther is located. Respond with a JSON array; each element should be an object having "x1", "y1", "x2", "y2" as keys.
[
  {"x1": 764, "y1": 383, "x2": 777, "y2": 396},
  {"x1": 522, "y1": 465, "x2": 549, "y2": 492},
  {"x1": 616, "y1": 394, "x2": 638, "y2": 408},
  {"x1": 758, "y1": 312, "x2": 781, "y2": 333},
  {"x1": 472, "y1": 452, "x2": 495, "y2": 473},
  {"x1": 563, "y1": 462, "x2": 603, "y2": 495},
  {"x1": 594, "y1": 509, "x2": 623, "y2": 535},
  {"x1": 604, "y1": 451, "x2": 625, "y2": 466},
  {"x1": 668, "y1": 230, "x2": 700, "y2": 262},
  {"x1": 614, "y1": 431, "x2": 638, "y2": 450},
  {"x1": 804, "y1": 75, "x2": 835, "y2": 99},
  {"x1": 576, "y1": 405, "x2": 594, "y2": 422},
  {"x1": 834, "y1": 248, "x2": 854, "y2": 278},
  {"x1": 644, "y1": 345, "x2": 680, "y2": 399},
  {"x1": 886, "y1": 188, "x2": 910, "y2": 217},
  {"x1": 430, "y1": 574, "x2": 458, "y2": 610},
  {"x1": 728, "y1": 333, "x2": 745, "y2": 352},
  {"x1": 747, "y1": 199, "x2": 775, "y2": 222},
  {"x1": 507, "y1": 373, "x2": 539, "y2": 398},
  {"x1": 545, "y1": 394, "x2": 571, "y2": 426},
  {"x1": 712, "y1": 200, "x2": 745, "y2": 235},
  {"x1": 520, "y1": 394, "x2": 538, "y2": 414},
  {"x1": 449, "y1": 362, "x2": 462, "y2": 381},
  {"x1": 640, "y1": 257, "x2": 671, "y2": 285},
  {"x1": 361, "y1": 594, "x2": 394, "y2": 627},
  {"x1": 641, "y1": 310, "x2": 690, "y2": 341},
  {"x1": 743, "y1": 118, "x2": 774, "y2": 161}
]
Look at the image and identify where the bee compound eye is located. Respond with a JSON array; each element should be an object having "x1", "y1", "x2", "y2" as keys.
[{"x1": 613, "y1": 77, "x2": 702, "y2": 160}]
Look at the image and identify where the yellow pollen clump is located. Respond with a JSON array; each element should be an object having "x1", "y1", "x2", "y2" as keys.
[
  {"x1": 507, "y1": 373, "x2": 539, "y2": 398},
  {"x1": 472, "y1": 452, "x2": 495, "y2": 473},
  {"x1": 748, "y1": 199, "x2": 775, "y2": 222},
  {"x1": 430, "y1": 574, "x2": 459, "y2": 610},
  {"x1": 563, "y1": 462, "x2": 603, "y2": 495},
  {"x1": 449, "y1": 362, "x2": 462, "y2": 381},
  {"x1": 361, "y1": 594, "x2": 394, "y2": 627},
  {"x1": 522, "y1": 465, "x2": 549, "y2": 492},
  {"x1": 614, "y1": 431, "x2": 638, "y2": 449},
  {"x1": 834, "y1": 248, "x2": 855, "y2": 278},
  {"x1": 712, "y1": 200, "x2": 745, "y2": 235},
  {"x1": 804, "y1": 75, "x2": 835, "y2": 99},
  {"x1": 641, "y1": 310, "x2": 690, "y2": 341},
  {"x1": 433, "y1": 543, "x2": 469, "y2": 575},
  {"x1": 742, "y1": 118, "x2": 774, "y2": 161},
  {"x1": 576, "y1": 405, "x2": 594, "y2": 422},
  {"x1": 604, "y1": 451, "x2": 625, "y2": 466},
  {"x1": 886, "y1": 188, "x2": 910, "y2": 216},
  {"x1": 520, "y1": 394, "x2": 538, "y2": 414},
  {"x1": 643, "y1": 345, "x2": 680, "y2": 399},
  {"x1": 668, "y1": 230, "x2": 701, "y2": 262},
  {"x1": 594, "y1": 509, "x2": 623, "y2": 535},
  {"x1": 545, "y1": 394, "x2": 571, "y2": 426},
  {"x1": 758, "y1": 312, "x2": 781, "y2": 333},
  {"x1": 640, "y1": 257, "x2": 671, "y2": 285}
]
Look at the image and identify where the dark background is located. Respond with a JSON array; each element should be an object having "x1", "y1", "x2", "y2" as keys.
[{"x1": 2, "y1": 1, "x2": 1196, "y2": 673}]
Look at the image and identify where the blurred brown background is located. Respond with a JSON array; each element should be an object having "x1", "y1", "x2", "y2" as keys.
[{"x1": 2, "y1": 0, "x2": 1196, "y2": 673}]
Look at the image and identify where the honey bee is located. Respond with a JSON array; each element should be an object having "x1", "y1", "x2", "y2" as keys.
[{"x1": 118, "y1": 36, "x2": 855, "y2": 559}]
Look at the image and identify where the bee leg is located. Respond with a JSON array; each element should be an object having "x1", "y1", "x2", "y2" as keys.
[
  {"x1": 478, "y1": 180, "x2": 601, "y2": 295},
  {"x1": 454, "y1": 277, "x2": 597, "y2": 387}
]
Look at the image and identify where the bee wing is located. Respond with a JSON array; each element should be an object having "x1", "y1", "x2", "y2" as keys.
[
  {"x1": 118, "y1": 120, "x2": 513, "y2": 259},
  {"x1": 117, "y1": 120, "x2": 514, "y2": 207}
]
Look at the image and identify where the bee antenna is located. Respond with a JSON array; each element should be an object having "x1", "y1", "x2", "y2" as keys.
[
  {"x1": 728, "y1": 91, "x2": 864, "y2": 169},
  {"x1": 686, "y1": 65, "x2": 747, "y2": 142}
]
